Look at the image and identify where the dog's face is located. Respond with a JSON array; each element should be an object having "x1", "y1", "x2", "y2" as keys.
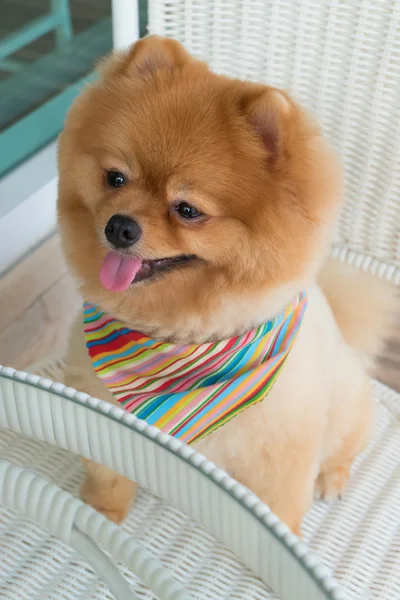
[{"x1": 58, "y1": 36, "x2": 342, "y2": 335}]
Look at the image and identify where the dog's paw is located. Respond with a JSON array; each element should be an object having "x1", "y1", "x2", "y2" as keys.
[
  {"x1": 315, "y1": 465, "x2": 349, "y2": 501},
  {"x1": 81, "y1": 476, "x2": 137, "y2": 524}
]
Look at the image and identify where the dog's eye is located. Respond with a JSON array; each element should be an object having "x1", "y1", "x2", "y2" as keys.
[
  {"x1": 175, "y1": 202, "x2": 202, "y2": 219},
  {"x1": 106, "y1": 171, "x2": 126, "y2": 188}
]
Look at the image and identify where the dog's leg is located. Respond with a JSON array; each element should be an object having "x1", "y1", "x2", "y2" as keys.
[
  {"x1": 64, "y1": 314, "x2": 137, "y2": 523},
  {"x1": 80, "y1": 458, "x2": 136, "y2": 523},
  {"x1": 197, "y1": 410, "x2": 323, "y2": 537},
  {"x1": 316, "y1": 372, "x2": 374, "y2": 501},
  {"x1": 238, "y1": 440, "x2": 320, "y2": 537}
]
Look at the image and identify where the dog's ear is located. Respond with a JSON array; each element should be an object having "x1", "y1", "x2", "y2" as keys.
[
  {"x1": 99, "y1": 36, "x2": 192, "y2": 80},
  {"x1": 240, "y1": 87, "x2": 292, "y2": 165},
  {"x1": 122, "y1": 35, "x2": 192, "y2": 78}
]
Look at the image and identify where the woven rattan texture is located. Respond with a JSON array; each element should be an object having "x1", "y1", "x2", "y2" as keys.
[{"x1": 0, "y1": 368, "x2": 399, "y2": 599}]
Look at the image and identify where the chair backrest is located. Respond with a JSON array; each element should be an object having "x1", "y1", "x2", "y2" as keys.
[{"x1": 148, "y1": 0, "x2": 400, "y2": 279}]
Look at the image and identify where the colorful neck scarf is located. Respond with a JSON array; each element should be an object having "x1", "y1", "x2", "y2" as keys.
[{"x1": 83, "y1": 293, "x2": 307, "y2": 445}]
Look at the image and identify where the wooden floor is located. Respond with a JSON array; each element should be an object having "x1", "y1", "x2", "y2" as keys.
[
  {"x1": 0, "y1": 235, "x2": 80, "y2": 370},
  {"x1": 0, "y1": 234, "x2": 399, "y2": 392}
]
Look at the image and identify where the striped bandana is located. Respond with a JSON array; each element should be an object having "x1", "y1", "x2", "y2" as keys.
[{"x1": 83, "y1": 292, "x2": 307, "y2": 445}]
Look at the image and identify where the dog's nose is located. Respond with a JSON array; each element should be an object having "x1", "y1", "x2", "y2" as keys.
[{"x1": 105, "y1": 214, "x2": 142, "y2": 249}]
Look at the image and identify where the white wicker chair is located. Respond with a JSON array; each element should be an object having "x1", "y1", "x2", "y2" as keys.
[{"x1": 1, "y1": 1, "x2": 399, "y2": 599}]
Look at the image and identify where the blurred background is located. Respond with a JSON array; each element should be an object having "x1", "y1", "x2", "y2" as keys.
[{"x1": 0, "y1": 0, "x2": 147, "y2": 180}]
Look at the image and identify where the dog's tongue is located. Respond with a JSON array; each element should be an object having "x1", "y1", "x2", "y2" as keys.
[{"x1": 100, "y1": 251, "x2": 142, "y2": 292}]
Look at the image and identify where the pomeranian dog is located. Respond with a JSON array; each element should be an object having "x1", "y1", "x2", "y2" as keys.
[{"x1": 57, "y1": 36, "x2": 394, "y2": 536}]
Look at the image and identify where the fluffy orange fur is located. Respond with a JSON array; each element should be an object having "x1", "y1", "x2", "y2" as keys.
[{"x1": 58, "y1": 36, "x2": 394, "y2": 535}]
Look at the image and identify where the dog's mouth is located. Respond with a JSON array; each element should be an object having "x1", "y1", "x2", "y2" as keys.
[
  {"x1": 100, "y1": 251, "x2": 197, "y2": 292},
  {"x1": 133, "y1": 255, "x2": 197, "y2": 284}
]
